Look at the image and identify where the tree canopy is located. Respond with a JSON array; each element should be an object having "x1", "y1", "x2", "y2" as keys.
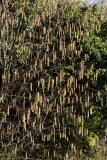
[{"x1": 0, "y1": 0, "x2": 107, "y2": 159}]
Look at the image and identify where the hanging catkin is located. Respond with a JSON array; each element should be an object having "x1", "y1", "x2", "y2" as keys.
[
  {"x1": 39, "y1": 123, "x2": 41, "y2": 132},
  {"x1": 57, "y1": 104, "x2": 59, "y2": 112},
  {"x1": 47, "y1": 56, "x2": 49, "y2": 66},
  {"x1": 11, "y1": 133, "x2": 13, "y2": 142},
  {"x1": 48, "y1": 76, "x2": 50, "y2": 90},
  {"x1": 39, "y1": 61, "x2": 42, "y2": 71},
  {"x1": 39, "y1": 107, "x2": 40, "y2": 117},
  {"x1": 60, "y1": 69, "x2": 63, "y2": 83},
  {"x1": 41, "y1": 79, "x2": 44, "y2": 88},
  {"x1": 30, "y1": 83, "x2": 32, "y2": 91},
  {"x1": 27, "y1": 109, "x2": 30, "y2": 123},
  {"x1": 7, "y1": 106, "x2": 10, "y2": 115},
  {"x1": 29, "y1": 93, "x2": 31, "y2": 101},
  {"x1": 53, "y1": 52, "x2": 56, "y2": 63},
  {"x1": 63, "y1": 87, "x2": 66, "y2": 96},
  {"x1": 51, "y1": 79, "x2": 54, "y2": 89},
  {"x1": 22, "y1": 113, "x2": 26, "y2": 124},
  {"x1": 43, "y1": 26, "x2": 46, "y2": 34},
  {"x1": 56, "y1": 76, "x2": 58, "y2": 86},
  {"x1": 90, "y1": 107, "x2": 92, "y2": 115}
]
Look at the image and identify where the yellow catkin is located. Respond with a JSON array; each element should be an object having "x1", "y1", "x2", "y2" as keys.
[
  {"x1": 7, "y1": 106, "x2": 9, "y2": 115},
  {"x1": 39, "y1": 61, "x2": 42, "y2": 71},
  {"x1": 51, "y1": 79, "x2": 54, "y2": 89},
  {"x1": 54, "y1": 116, "x2": 56, "y2": 125},
  {"x1": 57, "y1": 104, "x2": 59, "y2": 112},
  {"x1": 29, "y1": 93, "x2": 31, "y2": 101},
  {"x1": 30, "y1": 83, "x2": 32, "y2": 91},
  {"x1": 98, "y1": 90, "x2": 100, "y2": 98},
  {"x1": 56, "y1": 77, "x2": 58, "y2": 86},
  {"x1": 11, "y1": 133, "x2": 13, "y2": 142},
  {"x1": 60, "y1": 69, "x2": 63, "y2": 83},
  {"x1": 90, "y1": 107, "x2": 92, "y2": 115},
  {"x1": 47, "y1": 56, "x2": 49, "y2": 66},
  {"x1": 41, "y1": 79, "x2": 44, "y2": 88},
  {"x1": 48, "y1": 76, "x2": 50, "y2": 90},
  {"x1": 14, "y1": 145, "x2": 17, "y2": 155},
  {"x1": 27, "y1": 109, "x2": 30, "y2": 123},
  {"x1": 40, "y1": 95, "x2": 42, "y2": 105},
  {"x1": 39, "y1": 107, "x2": 40, "y2": 117},
  {"x1": 39, "y1": 123, "x2": 41, "y2": 132},
  {"x1": 62, "y1": 49, "x2": 64, "y2": 58},
  {"x1": 63, "y1": 88, "x2": 66, "y2": 96},
  {"x1": 53, "y1": 52, "x2": 56, "y2": 63},
  {"x1": 43, "y1": 26, "x2": 46, "y2": 34},
  {"x1": 24, "y1": 123, "x2": 26, "y2": 132},
  {"x1": 54, "y1": 150, "x2": 55, "y2": 157}
]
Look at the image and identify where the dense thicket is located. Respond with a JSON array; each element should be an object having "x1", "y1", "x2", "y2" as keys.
[{"x1": 0, "y1": 0, "x2": 107, "y2": 159}]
